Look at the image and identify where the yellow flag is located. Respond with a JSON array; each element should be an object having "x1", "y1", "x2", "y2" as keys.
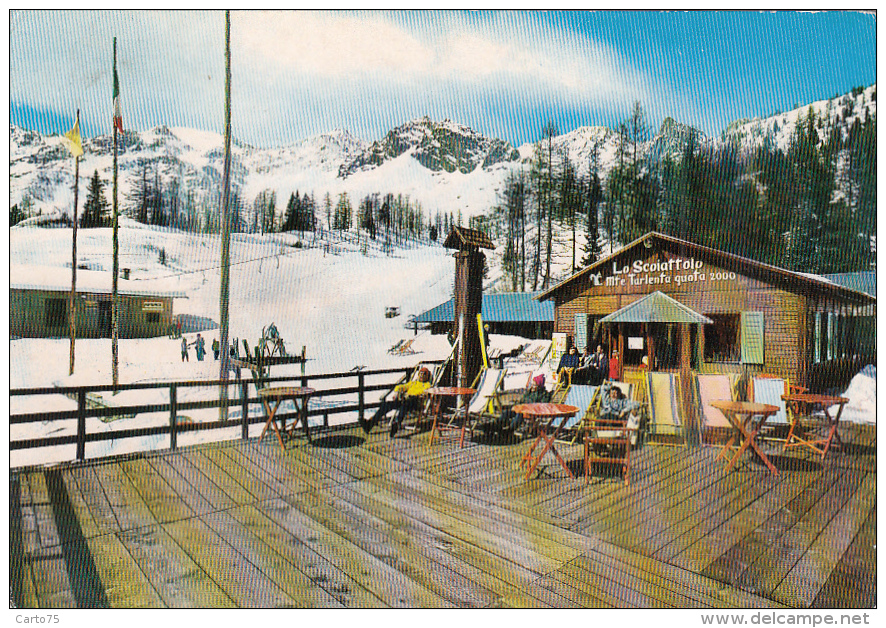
[{"x1": 64, "y1": 116, "x2": 83, "y2": 158}]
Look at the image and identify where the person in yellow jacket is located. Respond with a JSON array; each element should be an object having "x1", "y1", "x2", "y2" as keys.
[{"x1": 360, "y1": 367, "x2": 432, "y2": 437}]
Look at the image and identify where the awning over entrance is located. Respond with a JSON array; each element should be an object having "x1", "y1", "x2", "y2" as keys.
[{"x1": 600, "y1": 291, "x2": 713, "y2": 325}]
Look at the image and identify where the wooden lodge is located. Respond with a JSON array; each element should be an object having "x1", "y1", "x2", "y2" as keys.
[
  {"x1": 10, "y1": 265, "x2": 185, "y2": 339},
  {"x1": 536, "y1": 232, "x2": 876, "y2": 402}
]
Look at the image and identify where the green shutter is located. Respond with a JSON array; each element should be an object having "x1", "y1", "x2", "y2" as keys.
[
  {"x1": 574, "y1": 313, "x2": 588, "y2": 352},
  {"x1": 741, "y1": 311, "x2": 764, "y2": 365}
]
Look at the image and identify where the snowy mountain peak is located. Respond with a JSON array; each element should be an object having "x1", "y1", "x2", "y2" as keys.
[{"x1": 338, "y1": 116, "x2": 520, "y2": 178}]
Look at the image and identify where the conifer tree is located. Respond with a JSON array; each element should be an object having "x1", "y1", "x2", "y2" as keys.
[{"x1": 82, "y1": 169, "x2": 110, "y2": 228}]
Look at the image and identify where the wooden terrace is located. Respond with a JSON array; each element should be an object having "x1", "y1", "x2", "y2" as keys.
[{"x1": 9, "y1": 422, "x2": 876, "y2": 609}]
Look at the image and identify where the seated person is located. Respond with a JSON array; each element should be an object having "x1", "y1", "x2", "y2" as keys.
[
  {"x1": 598, "y1": 382, "x2": 640, "y2": 425},
  {"x1": 573, "y1": 348, "x2": 594, "y2": 384},
  {"x1": 480, "y1": 375, "x2": 550, "y2": 438},
  {"x1": 557, "y1": 346, "x2": 582, "y2": 385},
  {"x1": 360, "y1": 367, "x2": 432, "y2": 437}
]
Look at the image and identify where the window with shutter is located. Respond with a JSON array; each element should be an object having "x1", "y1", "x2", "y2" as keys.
[{"x1": 740, "y1": 311, "x2": 764, "y2": 364}]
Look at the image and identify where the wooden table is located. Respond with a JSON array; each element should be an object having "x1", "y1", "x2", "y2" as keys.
[
  {"x1": 711, "y1": 400, "x2": 781, "y2": 475},
  {"x1": 782, "y1": 393, "x2": 850, "y2": 460},
  {"x1": 257, "y1": 386, "x2": 315, "y2": 449},
  {"x1": 426, "y1": 387, "x2": 476, "y2": 447},
  {"x1": 515, "y1": 403, "x2": 580, "y2": 480}
]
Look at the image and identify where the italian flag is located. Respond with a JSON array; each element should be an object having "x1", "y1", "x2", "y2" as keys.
[{"x1": 113, "y1": 67, "x2": 123, "y2": 133}]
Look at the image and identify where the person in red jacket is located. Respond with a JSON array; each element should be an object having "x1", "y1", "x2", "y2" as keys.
[{"x1": 608, "y1": 350, "x2": 620, "y2": 381}]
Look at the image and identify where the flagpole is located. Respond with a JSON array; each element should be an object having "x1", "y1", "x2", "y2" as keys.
[
  {"x1": 69, "y1": 109, "x2": 81, "y2": 376},
  {"x1": 112, "y1": 37, "x2": 120, "y2": 390},
  {"x1": 219, "y1": 10, "x2": 232, "y2": 419}
]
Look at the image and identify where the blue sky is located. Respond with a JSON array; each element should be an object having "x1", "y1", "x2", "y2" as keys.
[{"x1": 9, "y1": 10, "x2": 877, "y2": 148}]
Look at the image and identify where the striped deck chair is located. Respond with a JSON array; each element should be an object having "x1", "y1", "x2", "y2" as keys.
[
  {"x1": 695, "y1": 374, "x2": 736, "y2": 446},
  {"x1": 645, "y1": 372, "x2": 686, "y2": 446},
  {"x1": 553, "y1": 384, "x2": 599, "y2": 437},
  {"x1": 750, "y1": 375, "x2": 806, "y2": 442},
  {"x1": 453, "y1": 368, "x2": 506, "y2": 447},
  {"x1": 391, "y1": 338, "x2": 416, "y2": 356}
]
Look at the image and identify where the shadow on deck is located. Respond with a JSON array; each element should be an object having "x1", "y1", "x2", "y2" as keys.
[{"x1": 9, "y1": 421, "x2": 876, "y2": 609}]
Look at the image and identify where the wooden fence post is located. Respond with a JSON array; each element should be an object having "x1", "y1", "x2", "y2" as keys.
[
  {"x1": 357, "y1": 372, "x2": 365, "y2": 424},
  {"x1": 76, "y1": 389, "x2": 87, "y2": 461},
  {"x1": 169, "y1": 384, "x2": 178, "y2": 451},
  {"x1": 241, "y1": 381, "x2": 249, "y2": 440}
]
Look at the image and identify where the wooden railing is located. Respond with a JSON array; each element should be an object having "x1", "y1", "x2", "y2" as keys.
[{"x1": 10, "y1": 364, "x2": 436, "y2": 466}]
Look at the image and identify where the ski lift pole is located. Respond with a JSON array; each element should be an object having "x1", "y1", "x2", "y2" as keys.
[{"x1": 218, "y1": 10, "x2": 232, "y2": 420}]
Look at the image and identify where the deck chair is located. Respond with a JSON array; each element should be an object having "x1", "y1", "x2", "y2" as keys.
[
  {"x1": 391, "y1": 338, "x2": 416, "y2": 356},
  {"x1": 441, "y1": 367, "x2": 506, "y2": 447},
  {"x1": 552, "y1": 384, "x2": 599, "y2": 443},
  {"x1": 583, "y1": 382, "x2": 640, "y2": 485},
  {"x1": 750, "y1": 375, "x2": 806, "y2": 442},
  {"x1": 695, "y1": 374, "x2": 737, "y2": 446},
  {"x1": 645, "y1": 372, "x2": 686, "y2": 446}
]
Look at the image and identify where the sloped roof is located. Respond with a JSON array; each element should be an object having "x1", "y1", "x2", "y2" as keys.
[
  {"x1": 822, "y1": 271, "x2": 876, "y2": 297},
  {"x1": 600, "y1": 291, "x2": 713, "y2": 324},
  {"x1": 536, "y1": 232, "x2": 876, "y2": 306},
  {"x1": 413, "y1": 292, "x2": 553, "y2": 324},
  {"x1": 443, "y1": 226, "x2": 495, "y2": 250},
  {"x1": 9, "y1": 265, "x2": 186, "y2": 298}
]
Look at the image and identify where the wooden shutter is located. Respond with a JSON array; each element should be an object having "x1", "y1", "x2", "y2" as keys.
[
  {"x1": 740, "y1": 311, "x2": 764, "y2": 365},
  {"x1": 574, "y1": 313, "x2": 588, "y2": 352}
]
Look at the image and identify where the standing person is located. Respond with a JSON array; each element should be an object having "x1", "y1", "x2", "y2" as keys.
[
  {"x1": 608, "y1": 349, "x2": 620, "y2": 381},
  {"x1": 591, "y1": 345, "x2": 608, "y2": 385},
  {"x1": 212, "y1": 337, "x2": 220, "y2": 360},
  {"x1": 195, "y1": 333, "x2": 206, "y2": 361},
  {"x1": 181, "y1": 336, "x2": 190, "y2": 362}
]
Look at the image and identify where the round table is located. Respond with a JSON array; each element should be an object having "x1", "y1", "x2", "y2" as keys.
[
  {"x1": 258, "y1": 386, "x2": 315, "y2": 449},
  {"x1": 513, "y1": 403, "x2": 580, "y2": 480},
  {"x1": 781, "y1": 394, "x2": 850, "y2": 460},
  {"x1": 425, "y1": 386, "x2": 476, "y2": 447},
  {"x1": 710, "y1": 400, "x2": 780, "y2": 475}
]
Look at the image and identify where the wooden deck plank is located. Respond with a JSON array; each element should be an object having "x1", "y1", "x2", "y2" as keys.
[
  {"x1": 11, "y1": 474, "x2": 40, "y2": 609},
  {"x1": 285, "y1": 485, "x2": 502, "y2": 607},
  {"x1": 20, "y1": 472, "x2": 78, "y2": 608},
  {"x1": 811, "y1": 508, "x2": 876, "y2": 609},
  {"x1": 85, "y1": 533, "x2": 164, "y2": 608},
  {"x1": 684, "y1": 467, "x2": 824, "y2": 577},
  {"x1": 732, "y1": 468, "x2": 867, "y2": 598},
  {"x1": 117, "y1": 524, "x2": 237, "y2": 608},
  {"x1": 254, "y1": 496, "x2": 453, "y2": 607},
  {"x1": 145, "y1": 456, "x2": 217, "y2": 516},
  {"x1": 198, "y1": 446, "x2": 283, "y2": 502},
  {"x1": 183, "y1": 449, "x2": 260, "y2": 504},
  {"x1": 199, "y1": 508, "x2": 346, "y2": 608},
  {"x1": 119, "y1": 458, "x2": 197, "y2": 523},
  {"x1": 90, "y1": 463, "x2": 160, "y2": 531},
  {"x1": 231, "y1": 439, "x2": 334, "y2": 494},
  {"x1": 162, "y1": 515, "x2": 299, "y2": 607},
  {"x1": 223, "y1": 504, "x2": 387, "y2": 608},
  {"x1": 772, "y1": 473, "x2": 876, "y2": 607},
  {"x1": 67, "y1": 466, "x2": 124, "y2": 533},
  {"x1": 162, "y1": 451, "x2": 238, "y2": 511},
  {"x1": 650, "y1": 463, "x2": 792, "y2": 563}
]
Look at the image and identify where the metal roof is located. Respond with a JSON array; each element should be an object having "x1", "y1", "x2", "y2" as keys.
[
  {"x1": 443, "y1": 226, "x2": 496, "y2": 250},
  {"x1": 599, "y1": 291, "x2": 713, "y2": 325},
  {"x1": 413, "y1": 292, "x2": 553, "y2": 324},
  {"x1": 822, "y1": 271, "x2": 876, "y2": 297}
]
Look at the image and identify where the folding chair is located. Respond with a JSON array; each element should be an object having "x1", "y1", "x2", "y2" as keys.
[
  {"x1": 750, "y1": 374, "x2": 806, "y2": 443},
  {"x1": 695, "y1": 373, "x2": 737, "y2": 446},
  {"x1": 583, "y1": 383, "x2": 639, "y2": 485},
  {"x1": 645, "y1": 372, "x2": 686, "y2": 446},
  {"x1": 391, "y1": 338, "x2": 416, "y2": 356},
  {"x1": 439, "y1": 367, "x2": 506, "y2": 447}
]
